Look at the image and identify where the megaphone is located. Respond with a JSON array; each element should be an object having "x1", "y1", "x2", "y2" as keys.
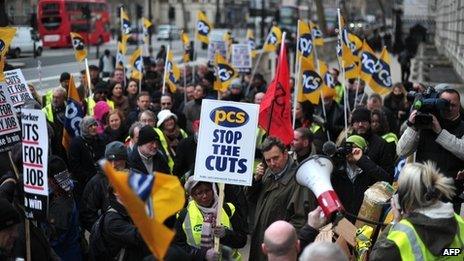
[{"x1": 296, "y1": 155, "x2": 344, "y2": 217}]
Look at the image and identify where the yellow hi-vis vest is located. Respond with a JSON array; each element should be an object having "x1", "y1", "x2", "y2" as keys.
[
  {"x1": 42, "y1": 104, "x2": 54, "y2": 123},
  {"x1": 382, "y1": 132, "x2": 398, "y2": 145},
  {"x1": 182, "y1": 201, "x2": 242, "y2": 261},
  {"x1": 310, "y1": 123, "x2": 322, "y2": 134},
  {"x1": 387, "y1": 214, "x2": 464, "y2": 261},
  {"x1": 85, "y1": 97, "x2": 114, "y2": 116},
  {"x1": 153, "y1": 127, "x2": 188, "y2": 171}
]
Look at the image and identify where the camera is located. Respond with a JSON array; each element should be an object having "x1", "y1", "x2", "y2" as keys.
[
  {"x1": 406, "y1": 87, "x2": 450, "y2": 129},
  {"x1": 322, "y1": 141, "x2": 353, "y2": 171}
]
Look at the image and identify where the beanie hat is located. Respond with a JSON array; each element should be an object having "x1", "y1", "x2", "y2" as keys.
[
  {"x1": 60, "y1": 72, "x2": 70, "y2": 82},
  {"x1": 94, "y1": 81, "x2": 108, "y2": 93},
  {"x1": 184, "y1": 176, "x2": 201, "y2": 195},
  {"x1": 0, "y1": 198, "x2": 20, "y2": 231},
  {"x1": 351, "y1": 108, "x2": 371, "y2": 124},
  {"x1": 346, "y1": 135, "x2": 368, "y2": 150},
  {"x1": 157, "y1": 110, "x2": 177, "y2": 128},
  {"x1": 230, "y1": 78, "x2": 242, "y2": 89},
  {"x1": 137, "y1": 125, "x2": 158, "y2": 146},
  {"x1": 105, "y1": 141, "x2": 128, "y2": 161}
]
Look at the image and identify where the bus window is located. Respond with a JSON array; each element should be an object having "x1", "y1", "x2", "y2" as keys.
[{"x1": 41, "y1": 16, "x2": 61, "y2": 30}]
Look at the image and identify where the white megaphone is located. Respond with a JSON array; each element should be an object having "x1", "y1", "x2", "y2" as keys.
[{"x1": 296, "y1": 155, "x2": 344, "y2": 217}]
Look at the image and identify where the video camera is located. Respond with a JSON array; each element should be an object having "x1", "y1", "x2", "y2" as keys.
[
  {"x1": 406, "y1": 87, "x2": 450, "y2": 129},
  {"x1": 322, "y1": 141, "x2": 353, "y2": 170}
]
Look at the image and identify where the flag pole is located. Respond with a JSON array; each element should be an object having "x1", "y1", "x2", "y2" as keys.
[
  {"x1": 313, "y1": 42, "x2": 331, "y2": 142},
  {"x1": 120, "y1": 7, "x2": 127, "y2": 87},
  {"x1": 292, "y1": 20, "x2": 301, "y2": 129},
  {"x1": 192, "y1": 15, "x2": 198, "y2": 84},
  {"x1": 245, "y1": 29, "x2": 271, "y2": 98},
  {"x1": 337, "y1": 9, "x2": 349, "y2": 140},
  {"x1": 139, "y1": 47, "x2": 143, "y2": 94},
  {"x1": 183, "y1": 64, "x2": 187, "y2": 104},
  {"x1": 37, "y1": 60, "x2": 42, "y2": 91},
  {"x1": 84, "y1": 58, "x2": 92, "y2": 98},
  {"x1": 162, "y1": 45, "x2": 170, "y2": 95}
]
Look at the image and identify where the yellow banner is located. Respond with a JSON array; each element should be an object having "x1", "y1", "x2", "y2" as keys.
[
  {"x1": 142, "y1": 17, "x2": 152, "y2": 45},
  {"x1": 296, "y1": 20, "x2": 314, "y2": 62},
  {"x1": 70, "y1": 32, "x2": 87, "y2": 62},
  {"x1": 165, "y1": 50, "x2": 180, "y2": 93},
  {"x1": 310, "y1": 21, "x2": 324, "y2": 46},
  {"x1": 0, "y1": 27, "x2": 17, "y2": 57},
  {"x1": 196, "y1": 11, "x2": 212, "y2": 44},
  {"x1": 129, "y1": 48, "x2": 143, "y2": 80},
  {"x1": 246, "y1": 29, "x2": 257, "y2": 58},
  {"x1": 298, "y1": 57, "x2": 323, "y2": 104},
  {"x1": 121, "y1": 8, "x2": 131, "y2": 35},
  {"x1": 263, "y1": 26, "x2": 282, "y2": 53},
  {"x1": 214, "y1": 53, "x2": 238, "y2": 92}
]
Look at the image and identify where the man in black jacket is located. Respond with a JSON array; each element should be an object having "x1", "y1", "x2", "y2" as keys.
[
  {"x1": 331, "y1": 135, "x2": 390, "y2": 223},
  {"x1": 80, "y1": 141, "x2": 128, "y2": 232},
  {"x1": 351, "y1": 107, "x2": 396, "y2": 176},
  {"x1": 128, "y1": 125, "x2": 170, "y2": 175}
]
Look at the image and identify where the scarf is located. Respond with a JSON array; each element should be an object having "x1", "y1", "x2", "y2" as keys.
[
  {"x1": 196, "y1": 187, "x2": 219, "y2": 249},
  {"x1": 163, "y1": 127, "x2": 181, "y2": 156}
]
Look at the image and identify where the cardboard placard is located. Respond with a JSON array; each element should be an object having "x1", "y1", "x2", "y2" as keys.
[
  {"x1": 4, "y1": 69, "x2": 34, "y2": 107},
  {"x1": 194, "y1": 100, "x2": 258, "y2": 186},
  {"x1": 0, "y1": 83, "x2": 21, "y2": 152},
  {"x1": 208, "y1": 40, "x2": 227, "y2": 63},
  {"x1": 231, "y1": 44, "x2": 252, "y2": 71}
]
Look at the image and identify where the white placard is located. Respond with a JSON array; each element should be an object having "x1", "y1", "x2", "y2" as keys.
[
  {"x1": 22, "y1": 108, "x2": 49, "y2": 220},
  {"x1": 194, "y1": 100, "x2": 258, "y2": 186},
  {"x1": 0, "y1": 83, "x2": 21, "y2": 152},
  {"x1": 207, "y1": 40, "x2": 227, "y2": 63},
  {"x1": 231, "y1": 44, "x2": 252, "y2": 70},
  {"x1": 4, "y1": 69, "x2": 34, "y2": 107}
]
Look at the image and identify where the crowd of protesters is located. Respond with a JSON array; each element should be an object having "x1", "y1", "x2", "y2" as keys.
[{"x1": 1, "y1": 40, "x2": 464, "y2": 261}]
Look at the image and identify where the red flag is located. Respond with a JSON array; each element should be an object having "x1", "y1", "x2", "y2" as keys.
[{"x1": 258, "y1": 36, "x2": 293, "y2": 145}]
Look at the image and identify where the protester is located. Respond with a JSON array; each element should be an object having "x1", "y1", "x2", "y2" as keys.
[
  {"x1": 68, "y1": 116, "x2": 106, "y2": 200},
  {"x1": 89, "y1": 65, "x2": 103, "y2": 87},
  {"x1": 370, "y1": 161, "x2": 463, "y2": 260},
  {"x1": 174, "y1": 177, "x2": 247, "y2": 261},
  {"x1": 223, "y1": 79, "x2": 244, "y2": 102},
  {"x1": 294, "y1": 101, "x2": 326, "y2": 153},
  {"x1": 109, "y1": 81, "x2": 129, "y2": 117},
  {"x1": 183, "y1": 84, "x2": 206, "y2": 133},
  {"x1": 127, "y1": 125, "x2": 170, "y2": 174},
  {"x1": 103, "y1": 109, "x2": 128, "y2": 143},
  {"x1": 261, "y1": 221, "x2": 300, "y2": 261},
  {"x1": 42, "y1": 86, "x2": 68, "y2": 160},
  {"x1": 111, "y1": 68, "x2": 126, "y2": 85},
  {"x1": 43, "y1": 72, "x2": 70, "y2": 106},
  {"x1": 366, "y1": 93, "x2": 399, "y2": 135},
  {"x1": 331, "y1": 135, "x2": 390, "y2": 223},
  {"x1": 86, "y1": 82, "x2": 114, "y2": 116},
  {"x1": 93, "y1": 101, "x2": 111, "y2": 134},
  {"x1": 397, "y1": 88, "x2": 464, "y2": 211},
  {"x1": 126, "y1": 80, "x2": 139, "y2": 110},
  {"x1": 383, "y1": 82, "x2": 409, "y2": 126},
  {"x1": 99, "y1": 49, "x2": 116, "y2": 77},
  {"x1": 173, "y1": 120, "x2": 199, "y2": 179},
  {"x1": 28, "y1": 84, "x2": 43, "y2": 106},
  {"x1": 298, "y1": 206, "x2": 328, "y2": 250},
  {"x1": 246, "y1": 137, "x2": 316, "y2": 261},
  {"x1": 127, "y1": 92, "x2": 152, "y2": 127},
  {"x1": 350, "y1": 107, "x2": 396, "y2": 175},
  {"x1": 370, "y1": 109, "x2": 398, "y2": 158},
  {"x1": 291, "y1": 127, "x2": 316, "y2": 163},
  {"x1": 316, "y1": 90, "x2": 345, "y2": 141},
  {"x1": 0, "y1": 198, "x2": 20, "y2": 260},
  {"x1": 139, "y1": 110, "x2": 157, "y2": 128},
  {"x1": 80, "y1": 141, "x2": 127, "y2": 232},
  {"x1": 160, "y1": 93, "x2": 187, "y2": 129},
  {"x1": 299, "y1": 242, "x2": 348, "y2": 261},
  {"x1": 254, "y1": 92, "x2": 265, "y2": 105},
  {"x1": 126, "y1": 121, "x2": 144, "y2": 154}
]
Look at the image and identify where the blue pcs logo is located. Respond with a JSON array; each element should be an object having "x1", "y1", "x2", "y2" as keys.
[{"x1": 210, "y1": 106, "x2": 249, "y2": 127}]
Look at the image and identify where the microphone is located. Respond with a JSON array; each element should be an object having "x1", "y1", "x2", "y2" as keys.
[{"x1": 322, "y1": 141, "x2": 337, "y2": 157}]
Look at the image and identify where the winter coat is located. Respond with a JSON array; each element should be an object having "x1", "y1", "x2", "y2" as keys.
[
  {"x1": 362, "y1": 132, "x2": 396, "y2": 176},
  {"x1": 331, "y1": 155, "x2": 391, "y2": 223},
  {"x1": 127, "y1": 146, "x2": 171, "y2": 175},
  {"x1": 183, "y1": 100, "x2": 202, "y2": 133},
  {"x1": 79, "y1": 171, "x2": 110, "y2": 232},
  {"x1": 245, "y1": 157, "x2": 317, "y2": 261},
  {"x1": 172, "y1": 135, "x2": 197, "y2": 178}
]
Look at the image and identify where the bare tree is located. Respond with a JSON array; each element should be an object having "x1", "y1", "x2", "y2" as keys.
[{"x1": 314, "y1": 0, "x2": 328, "y2": 35}]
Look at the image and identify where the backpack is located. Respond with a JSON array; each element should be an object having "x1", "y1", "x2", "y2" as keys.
[{"x1": 88, "y1": 208, "x2": 124, "y2": 260}]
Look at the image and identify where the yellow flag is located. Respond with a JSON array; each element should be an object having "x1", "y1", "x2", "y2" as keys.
[
  {"x1": 318, "y1": 60, "x2": 337, "y2": 98},
  {"x1": 121, "y1": 8, "x2": 131, "y2": 36},
  {"x1": 348, "y1": 33, "x2": 363, "y2": 56},
  {"x1": 246, "y1": 29, "x2": 257, "y2": 58},
  {"x1": 360, "y1": 39, "x2": 376, "y2": 84},
  {"x1": 70, "y1": 32, "x2": 87, "y2": 62},
  {"x1": 298, "y1": 57, "x2": 323, "y2": 104},
  {"x1": 100, "y1": 161, "x2": 185, "y2": 260},
  {"x1": 129, "y1": 48, "x2": 143, "y2": 80},
  {"x1": 196, "y1": 11, "x2": 212, "y2": 44},
  {"x1": 116, "y1": 41, "x2": 127, "y2": 69},
  {"x1": 367, "y1": 47, "x2": 393, "y2": 95},
  {"x1": 310, "y1": 22, "x2": 324, "y2": 46},
  {"x1": 296, "y1": 20, "x2": 314, "y2": 62},
  {"x1": 142, "y1": 18, "x2": 152, "y2": 45},
  {"x1": 263, "y1": 26, "x2": 282, "y2": 53},
  {"x1": 0, "y1": 27, "x2": 16, "y2": 57},
  {"x1": 181, "y1": 31, "x2": 190, "y2": 63},
  {"x1": 165, "y1": 50, "x2": 180, "y2": 93},
  {"x1": 214, "y1": 53, "x2": 238, "y2": 92}
]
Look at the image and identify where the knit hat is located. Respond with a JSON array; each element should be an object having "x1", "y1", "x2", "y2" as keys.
[
  {"x1": 0, "y1": 198, "x2": 20, "y2": 231},
  {"x1": 346, "y1": 135, "x2": 368, "y2": 150},
  {"x1": 105, "y1": 141, "x2": 128, "y2": 161},
  {"x1": 157, "y1": 109, "x2": 177, "y2": 128},
  {"x1": 137, "y1": 125, "x2": 158, "y2": 146},
  {"x1": 94, "y1": 81, "x2": 108, "y2": 93},
  {"x1": 79, "y1": 116, "x2": 98, "y2": 138},
  {"x1": 184, "y1": 175, "x2": 203, "y2": 195},
  {"x1": 230, "y1": 78, "x2": 242, "y2": 89},
  {"x1": 60, "y1": 72, "x2": 70, "y2": 82},
  {"x1": 89, "y1": 65, "x2": 100, "y2": 71},
  {"x1": 351, "y1": 108, "x2": 371, "y2": 124}
]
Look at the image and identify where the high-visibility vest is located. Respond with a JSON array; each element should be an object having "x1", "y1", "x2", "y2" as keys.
[
  {"x1": 387, "y1": 214, "x2": 464, "y2": 260},
  {"x1": 153, "y1": 127, "x2": 188, "y2": 171},
  {"x1": 334, "y1": 83, "x2": 344, "y2": 104},
  {"x1": 382, "y1": 132, "x2": 398, "y2": 145},
  {"x1": 181, "y1": 201, "x2": 242, "y2": 261},
  {"x1": 43, "y1": 90, "x2": 53, "y2": 107},
  {"x1": 310, "y1": 123, "x2": 322, "y2": 134},
  {"x1": 85, "y1": 98, "x2": 114, "y2": 116},
  {"x1": 42, "y1": 104, "x2": 54, "y2": 123}
]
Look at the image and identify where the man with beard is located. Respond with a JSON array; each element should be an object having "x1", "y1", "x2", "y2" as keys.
[
  {"x1": 42, "y1": 86, "x2": 68, "y2": 160},
  {"x1": 398, "y1": 88, "x2": 464, "y2": 212},
  {"x1": 291, "y1": 127, "x2": 315, "y2": 163},
  {"x1": 350, "y1": 108, "x2": 395, "y2": 176},
  {"x1": 183, "y1": 84, "x2": 206, "y2": 133}
]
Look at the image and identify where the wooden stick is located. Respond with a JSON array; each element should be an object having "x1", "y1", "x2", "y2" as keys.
[
  {"x1": 214, "y1": 183, "x2": 225, "y2": 252},
  {"x1": 162, "y1": 45, "x2": 170, "y2": 95}
]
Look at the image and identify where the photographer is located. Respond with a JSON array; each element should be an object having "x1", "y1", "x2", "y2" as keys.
[
  {"x1": 397, "y1": 88, "x2": 464, "y2": 211},
  {"x1": 331, "y1": 135, "x2": 391, "y2": 223}
]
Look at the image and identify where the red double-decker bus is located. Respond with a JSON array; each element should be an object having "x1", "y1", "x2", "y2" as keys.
[{"x1": 38, "y1": 0, "x2": 111, "y2": 48}]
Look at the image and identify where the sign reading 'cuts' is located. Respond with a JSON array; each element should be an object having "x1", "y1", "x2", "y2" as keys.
[
  {"x1": 194, "y1": 100, "x2": 258, "y2": 186},
  {"x1": 0, "y1": 83, "x2": 21, "y2": 152},
  {"x1": 4, "y1": 69, "x2": 33, "y2": 107},
  {"x1": 22, "y1": 109, "x2": 49, "y2": 220}
]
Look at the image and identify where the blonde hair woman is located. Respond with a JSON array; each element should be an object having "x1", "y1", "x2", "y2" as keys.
[{"x1": 370, "y1": 161, "x2": 463, "y2": 260}]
